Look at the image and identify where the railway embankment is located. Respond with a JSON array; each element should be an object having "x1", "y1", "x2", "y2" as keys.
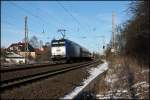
[
  {"x1": 63, "y1": 59, "x2": 109, "y2": 99},
  {"x1": 67, "y1": 56, "x2": 149, "y2": 99},
  {"x1": 82, "y1": 56, "x2": 149, "y2": 99}
]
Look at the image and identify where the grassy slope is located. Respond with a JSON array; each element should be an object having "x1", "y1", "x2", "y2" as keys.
[{"x1": 96, "y1": 55, "x2": 149, "y2": 99}]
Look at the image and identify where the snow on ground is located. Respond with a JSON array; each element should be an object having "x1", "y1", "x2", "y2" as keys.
[
  {"x1": 142, "y1": 69, "x2": 149, "y2": 73},
  {"x1": 96, "y1": 89, "x2": 129, "y2": 99},
  {"x1": 132, "y1": 81, "x2": 149, "y2": 98},
  {"x1": 132, "y1": 81, "x2": 149, "y2": 88},
  {"x1": 105, "y1": 74, "x2": 118, "y2": 84},
  {"x1": 62, "y1": 60, "x2": 109, "y2": 99}
]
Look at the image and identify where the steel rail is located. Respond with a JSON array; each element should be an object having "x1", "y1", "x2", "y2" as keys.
[
  {"x1": 1, "y1": 63, "x2": 62, "y2": 73},
  {"x1": 1, "y1": 60, "x2": 99, "y2": 91},
  {"x1": 1, "y1": 61, "x2": 87, "y2": 73},
  {"x1": 1, "y1": 62, "x2": 90, "y2": 82}
]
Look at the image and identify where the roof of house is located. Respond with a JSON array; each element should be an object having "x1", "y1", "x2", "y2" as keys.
[{"x1": 8, "y1": 42, "x2": 35, "y2": 52}]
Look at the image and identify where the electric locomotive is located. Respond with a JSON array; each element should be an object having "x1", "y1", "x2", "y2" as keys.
[{"x1": 51, "y1": 38, "x2": 92, "y2": 62}]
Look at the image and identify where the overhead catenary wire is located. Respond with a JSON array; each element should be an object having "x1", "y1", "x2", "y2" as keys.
[
  {"x1": 2, "y1": 20, "x2": 53, "y2": 47},
  {"x1": 36, "y1": 6, "x2": 67, "y2": 28},
  {"x1": 57, "y1": 2, "x2": 80, "y2": 26},
  {"x1": 56, "y1": 1, "x2": 90, "y2": 33},
  {"x1": 3, "y1": 2, "x2": 70, "y2": 42},
  {"x1": 10, "y1": 2, "x2": 67, "y2": 40},
  {"x1": 62, "y1": 3, "x2": 93, "y2": 33},
  {"x1": 8, "y1": 2, "x2": 94, "y2": 39},
  {"x1": 2, "y1": 21, "x2": 42, "y2": 38},
  {"x1": 35, "y1": 6, "x2": 73, "y2": 33},
  {"x1": 10, "y1": 2, "x2": 75, "y2": 39},
  {"x1": 10, "y1": 2, "x2": 59, "y2": 30}
]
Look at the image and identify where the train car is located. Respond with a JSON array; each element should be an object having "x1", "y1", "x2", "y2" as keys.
[{"x1": 51, "y1": 38, "x2": 92, "y2": 62}]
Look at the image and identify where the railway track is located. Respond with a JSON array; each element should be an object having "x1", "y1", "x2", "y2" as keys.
[
  {"x1": 1, "y1": 60, "x2": 99, "y2": 91},
  {"x1": 1, "y1": 62, "x2": 89, "y2": 82},
  {"x1": 1, "y1": 62, "x2": 62, "y2": 72}
]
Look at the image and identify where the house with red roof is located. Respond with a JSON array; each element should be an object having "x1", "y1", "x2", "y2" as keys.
[{"x1": 7, "y1": 42, "x2": 36, "y2": 59}]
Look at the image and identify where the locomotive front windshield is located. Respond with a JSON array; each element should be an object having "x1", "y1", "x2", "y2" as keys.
[{"x1": 51, "y1": 40, "x2": 65, "y2": 47}]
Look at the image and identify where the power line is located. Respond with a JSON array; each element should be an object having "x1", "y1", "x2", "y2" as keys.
[
  {"x1": 2, "y1": 20, "x2": 53, "y2": 46},
  {"x1": 35, "y1": 6, "x2": 73, "y2": 31},
  {"x1": 2, "y1": 21, "x2": 40, "y2": 37},
  {"x1": 3, "y1": 10, "x2": 47, "y2": 35},
  {"x1": 10, "y1": 2, "x2": 59, "y2": 30},
  {"x1": 64, "y1": 4, "x2": 93, "y2": 32},
  {"x1": 9, "y1": 1, "x2": 92, "y2": 38},
  {"x1": 57, "y1": 1, "x2": 88, "y2": 33},
  {"x1": 57, "y1": 2, "x2": 80, "y2": 25}
]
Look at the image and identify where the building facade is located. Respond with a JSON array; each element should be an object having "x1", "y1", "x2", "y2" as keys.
[
  {"x1": 7, "y1": 42, "x2": 36, "y2": 59},
  {"x1": 5, "y1": 52, "x2": 25, "y2": 64}
]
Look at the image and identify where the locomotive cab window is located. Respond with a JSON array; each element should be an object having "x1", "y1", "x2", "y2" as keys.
[{"x1": 51, "y1": 41, "x2": 65, "y2": 46}]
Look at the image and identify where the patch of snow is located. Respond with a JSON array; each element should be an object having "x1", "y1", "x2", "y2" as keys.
[
  {"x1": 117, "y1": 90, "x2": 121, "y2": 93},
  {"x1": 96, "y1": 94, "x2": 111, "y2": 99},
  {"x1": 132, "y1": 81, "x2": 149, "y2": 88},
  {"x1": 97, "y1": 89, "x2": 129, "y2": 99},
  {"x1": 62, "y1": 60, "x2": 109, "y2": 99},
  {"x1": 142, "y1": 69, "x2": 149, "y2": 73},
  {"x1": 118, "y1": 64, "x2": 121, "y2": 67},
  {"x1": 105, "y1": 74, "x2": 118, "y2": 84},
  {"x1": 141, "y1": 83, "x2": 149, "y2": 88},
  {"x1": 116, "y1": 89, "x2": 128, "y2": 93},
  {"x1": 122, "y1": 90, "x2": 128, "y2": 93},
  {"x1": 107, "y1": 90, "x2": 113, "y2": 94},
  {"x1": 116, "y1": 92, "x2": 121, "y2": 96},
  {"x1": 106, "y1": 79, "x2": 112, "y2": 83},
  {"x1": 144, "y1": 90, "x2": 149, "y2": 93},
  {"x1": 135, "y1": 93, "x2": 141, "y2": 96}
]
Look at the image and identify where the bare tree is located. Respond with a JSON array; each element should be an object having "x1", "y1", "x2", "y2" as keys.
[
  {"x1": 115, "y1": 1, "x2": 149, "y2": 65},
  {"x1": 29, "y1": 36, "x2": 39, "y2": 48},
  {"x1": 39, "y1": 40, "x2": 43, "y2": 48}
]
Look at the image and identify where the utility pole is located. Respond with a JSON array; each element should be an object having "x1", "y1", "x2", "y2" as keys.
[
  {"x1": 58, "y1": 29, "x2": 66, "y2": 39},
  {"x1": 111, "y1": 12, "x2": 116, "y2": 53},
  {"x1": 25, "y1": 16, "x2": 28, "y2": 64}
]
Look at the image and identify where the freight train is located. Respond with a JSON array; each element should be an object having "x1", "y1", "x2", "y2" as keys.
[{"x1": 51, "y1": 38, "x2": 92, "y2": 63}]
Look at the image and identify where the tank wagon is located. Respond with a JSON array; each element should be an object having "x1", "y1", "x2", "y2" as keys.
[{"x1": 51, "y1": 38, "x2": 92, "y2": 62}]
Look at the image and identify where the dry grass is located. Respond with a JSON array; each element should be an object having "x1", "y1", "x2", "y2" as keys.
[
  {"x1": 95, "y1": 75, "x2": 110, "y2": 95},
  {"x1": 95, "y1": 55, "x2": 149, "y2": 99}
]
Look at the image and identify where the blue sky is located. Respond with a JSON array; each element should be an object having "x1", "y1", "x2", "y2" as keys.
[{"x1": 1, "y1": 1, "x2": 130, "y2": 53}]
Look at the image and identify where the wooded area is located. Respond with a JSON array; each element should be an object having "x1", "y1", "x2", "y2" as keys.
[{"x1": 114, "y1": 1, "x2": 149, "y2": 65}]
